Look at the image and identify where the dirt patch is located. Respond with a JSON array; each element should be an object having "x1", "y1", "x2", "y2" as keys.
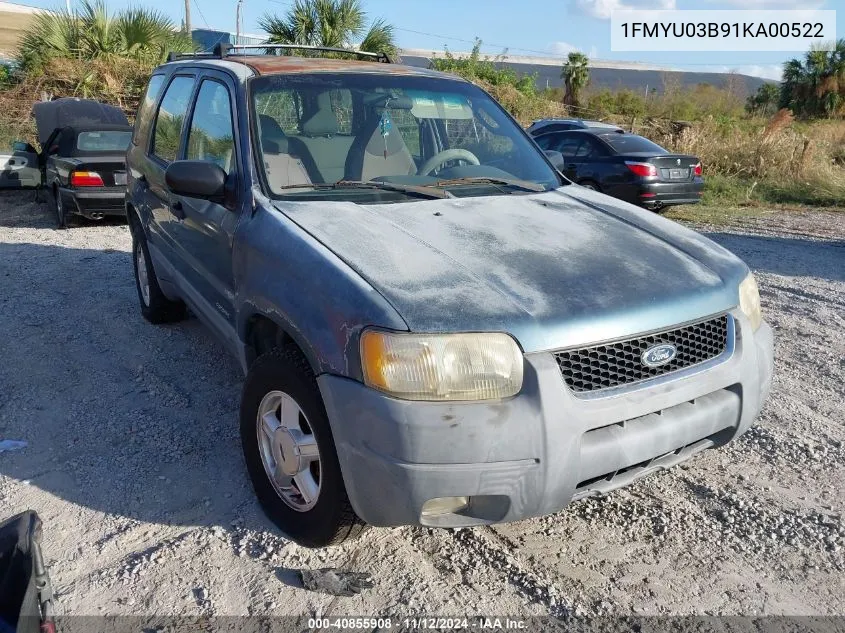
[{"x1": 0, "y1": 192, "x2": 842, "y2": 616}]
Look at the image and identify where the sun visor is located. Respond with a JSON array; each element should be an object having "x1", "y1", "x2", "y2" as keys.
[{"x1": 407, "y1": 92, "x2": 473, "y2": 120}]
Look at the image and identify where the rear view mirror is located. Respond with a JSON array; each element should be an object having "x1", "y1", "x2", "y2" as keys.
[
  {"x1": 165, "y1": 160, "x2": 226, "y2": 201},
  {"x1": 544, "y1": 150, "x2": 565, "y2": 171}
]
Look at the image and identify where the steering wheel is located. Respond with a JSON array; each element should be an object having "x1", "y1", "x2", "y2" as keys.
[{"x1": 418, "y1": 149, "x2": 481, "y2": 176}]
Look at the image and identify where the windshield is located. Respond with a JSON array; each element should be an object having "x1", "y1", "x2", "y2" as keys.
[
  {"x1": 600, "y1": 133, "x2": 667, "y2": 154},
  {"x1": 76, "y1": 130, "x2": 132, "y2": 152},
  {"x1": 250, "y1": 73, "x2": 561, "y2": 202}
]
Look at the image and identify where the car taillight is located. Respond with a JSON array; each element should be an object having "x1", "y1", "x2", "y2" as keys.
[
  {"x1": 70, "y1": 171, "x2": 104, "y2": 187},
  {"x1": 693, "y1": 162, "x2": 703, "y2": 176},
  {"x1": 625, "y1": 161, "x2": 658, "y2": 177}
]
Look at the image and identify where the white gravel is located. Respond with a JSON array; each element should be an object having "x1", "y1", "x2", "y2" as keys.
[{"x1": 0, "y1": 191, "x2": 842, "y2": 617}]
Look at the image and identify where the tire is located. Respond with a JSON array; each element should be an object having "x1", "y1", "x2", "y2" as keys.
[
  {"x1": 578, "y1": 180, "x2": 600, "y2": 191},
  {"x1": 240, "y1": 346, "x2": 366, "y2": 548},
  {"x1": 131, "y1": 222, "x2": 186, "y2": 324},
  {"x1": 52, "y1": 186, "x2": 67, "y2": 229}
]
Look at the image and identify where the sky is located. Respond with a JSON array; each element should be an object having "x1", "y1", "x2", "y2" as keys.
[{"x1": 8, "y1": 0, "x2": 845, "y2": 80}]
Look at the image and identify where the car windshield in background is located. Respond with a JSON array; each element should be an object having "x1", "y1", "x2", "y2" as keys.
[
  {"x1": 76, "y1": 131, "x2": 132, "y2": 152},
  {"x1": 599, "y1": 133, "x2": 667, "y2": 154},
  {"x1": 250, "y1": 73, "x2": 561, "y2": 202}
]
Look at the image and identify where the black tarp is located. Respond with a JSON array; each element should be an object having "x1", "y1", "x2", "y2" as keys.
[
  {"x1": 0, "y1": 511, "x2": 49, "y2": 633},
  {"x1": 32, "y1": 98, "x2": 129, "y2": 147}
]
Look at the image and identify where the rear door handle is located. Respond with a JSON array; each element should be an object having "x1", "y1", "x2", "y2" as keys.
[{"x1": 170, "y1": 200, "x2": 186, "y2": 220}]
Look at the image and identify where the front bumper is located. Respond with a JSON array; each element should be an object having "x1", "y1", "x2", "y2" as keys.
[
  {"x1": 60, "y1": 188, "x2": 126, "y2": 218},
  {"x1": 639, "y1": 179, "x2": 705, "y2": 208},
  {"x1": 319, "y1": 311, "x2": 774, "y2": 528}
]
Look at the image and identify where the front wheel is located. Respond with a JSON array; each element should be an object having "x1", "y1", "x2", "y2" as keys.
[{"x1": 240, "y1": 347, "x2": 366, "y2": 547}]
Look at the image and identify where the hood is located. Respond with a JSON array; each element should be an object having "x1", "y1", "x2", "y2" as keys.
[{"x1": 276, "y1": 189, "x2": 748, "y2": 352}]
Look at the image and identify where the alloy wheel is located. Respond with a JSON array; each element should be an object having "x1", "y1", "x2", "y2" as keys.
[
  {"x1": 135, "y1": 242, "x2": 151, "y2": 307},
  {"x1": 256, "y1": 390, "x2": 321, "y2": 512}
]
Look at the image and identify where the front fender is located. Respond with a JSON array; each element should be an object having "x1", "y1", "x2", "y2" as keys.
[{"x1": 234, "y1": 201, "x2": 408, "y2": 379}]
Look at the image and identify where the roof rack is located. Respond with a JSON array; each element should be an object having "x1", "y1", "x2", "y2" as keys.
[{"x1": 167, "y1": 42, "x2": 393, "y2": 64}]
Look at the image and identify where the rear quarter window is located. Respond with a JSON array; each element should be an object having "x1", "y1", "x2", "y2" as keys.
[{"x1": 132, "y1": 74, "x2": 165, "y2": 146}]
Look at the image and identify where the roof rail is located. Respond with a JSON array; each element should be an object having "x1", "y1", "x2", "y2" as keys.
[
  {"x1": 167, "y1": 42, "x2": 394, "y2": 64},
  {"x1": 166, "y1": 51, "x2": 218, "y2": 63},
  {"x1": 222, "y1": 43, "x2": 393, "y2": 63}
]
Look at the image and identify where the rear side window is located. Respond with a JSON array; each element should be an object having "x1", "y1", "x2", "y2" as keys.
[
  {"x1": 534, "y1": 134, "x2": 557, "y2": 150},
  {"x1": 77, "y1": 131, "x2": 132, "y2": 152},
  {"x1": 556, "y1": 136, "x2": 584, "y2": 157},
  {"x1": 186, "y1": 80, "x2": 236, "y2": 174},
  {"x1": 132, "y1": 74, "x2": 165, "y2": 145},
  {"x1": 151, "y1": 76, "x2": 196, "y2": 163}
]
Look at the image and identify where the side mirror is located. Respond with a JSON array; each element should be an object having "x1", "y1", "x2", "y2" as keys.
[
  {"x1": 544, "y1": 150, "x2": 565, "y2": 172},
  {"x1": 165, "y1": 160, "x2": 226, "y2": 201},
  {"x1": 12, "y1": 141, "x2": 36, "y2": 154}
]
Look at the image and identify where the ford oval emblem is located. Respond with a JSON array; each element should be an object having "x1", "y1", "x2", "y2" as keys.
[{"x1": 642, "y1": 343, "x2": 677, "y2": 368}]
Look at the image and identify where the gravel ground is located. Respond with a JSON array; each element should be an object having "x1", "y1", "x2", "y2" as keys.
[{"x1": 0, "y1": 191, "x2": 842, "y2": 617}]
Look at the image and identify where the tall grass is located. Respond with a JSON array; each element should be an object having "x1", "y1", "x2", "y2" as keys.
[{"x1": 0, "y1": 56, "x2": 151, "y2": 149}]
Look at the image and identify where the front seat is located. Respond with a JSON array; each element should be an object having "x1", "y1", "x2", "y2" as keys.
[
  {"x1": 344, "y1": 110, "x2": 417, "y2": 182},
  {"x1": 257, "y1": 114, "x2": 311, "y2": 190}
]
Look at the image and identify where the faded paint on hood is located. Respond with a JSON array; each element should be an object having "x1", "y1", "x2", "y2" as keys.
[{"x1": 274, "y1": 189, "x2": 748, "y2": 352}]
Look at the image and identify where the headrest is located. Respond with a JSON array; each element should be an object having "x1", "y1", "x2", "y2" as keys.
[
  {"x1": 301, "y1": 92, "x2": 339, "y2": 137},
  {"x1": 259, "y1": 114, "x2": 288, "y2": 153}
]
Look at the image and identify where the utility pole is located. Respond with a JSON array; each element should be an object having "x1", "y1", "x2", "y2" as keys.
[
  {"x1": 184, "y1": 0, "x2": 192, "y2": 34},
  {"x1": 236, "y1": 0, "x2": 244, "y2": 44}
]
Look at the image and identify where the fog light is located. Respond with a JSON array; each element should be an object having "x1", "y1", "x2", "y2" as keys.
[{"x1": 421, "y1": 496, "x2": 469, "y2": 517}]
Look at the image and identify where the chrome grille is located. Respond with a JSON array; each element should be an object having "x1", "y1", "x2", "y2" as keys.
[{"x1": 554, "y1": 315, "x2": 730, "y2": 394}]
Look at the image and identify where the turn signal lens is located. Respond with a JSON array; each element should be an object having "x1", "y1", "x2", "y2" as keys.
[
  {"x1": 739, "y1": 273, "x2": 762, "y2": 332},
  {"x1": 360, "y1": 331, "x2": 523, "y2": 401},
  {"x1": 70, "y1": 171, "x2": 105, "y2": 187}
]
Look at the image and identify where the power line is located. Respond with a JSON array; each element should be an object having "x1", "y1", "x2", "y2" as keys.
[{"x1": 192, "y1": 0, "x2": 210, "y2": 29}]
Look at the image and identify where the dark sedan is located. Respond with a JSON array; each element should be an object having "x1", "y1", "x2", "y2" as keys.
[
  {"x1": 32, "y1": 98, "x2": 132, "y2": 228},
  {"x1": 532, "y1": 129, "x2": 704, "y2": 211},
  {"x1": 42, "y1": 125, "x2": 132, "y2": 227}
]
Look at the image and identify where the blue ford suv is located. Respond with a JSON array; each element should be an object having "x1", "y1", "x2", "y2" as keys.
[{"x1": 125, "y1": 44, "x2": 773, "y2": 547}]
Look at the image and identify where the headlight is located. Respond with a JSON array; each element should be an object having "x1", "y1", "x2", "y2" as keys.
[
  {"x1": 739, "y1": 272, "x2": 762, "y2": 332},
  {"x1": 360, "y1": 331, "x2": 523, "y2": 401}
]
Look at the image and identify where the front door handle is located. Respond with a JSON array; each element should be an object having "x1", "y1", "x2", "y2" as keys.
[{"x1": 170, "y1": 200, "x2": 186, "y2": 220}]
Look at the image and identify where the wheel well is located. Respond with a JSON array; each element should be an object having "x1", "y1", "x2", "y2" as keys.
[
  {"x1": 125, "y1": 203, "x2": 141, "y2": 236},
  {"x1": 245, "y1": 315, "x2": 306, "y2": 369}
]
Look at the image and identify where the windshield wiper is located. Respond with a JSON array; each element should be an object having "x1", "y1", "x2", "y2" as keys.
[
  {"x1": 274, "y1": 180, "x2": 453, "y2": 199},
  {"x1": 432, "y1": 177, "x2": 546, "y2": 193}
]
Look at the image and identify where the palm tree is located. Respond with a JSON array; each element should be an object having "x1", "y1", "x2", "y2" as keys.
[
  {"x1": 746, "y1": 82, "x2": 780, "y2": 116},
  {"x1": 259, "y1": 0, "x2": 396, "y2": 57},
  {"x1": 780, "y1": 38, "x2": 845, "y2": 118},
  {"x1": 560, "y1": 51, "x2": 590, "y2": 109},
  {"x1": 17, "y1": 0, "x2": 194, "y2": 72}
]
